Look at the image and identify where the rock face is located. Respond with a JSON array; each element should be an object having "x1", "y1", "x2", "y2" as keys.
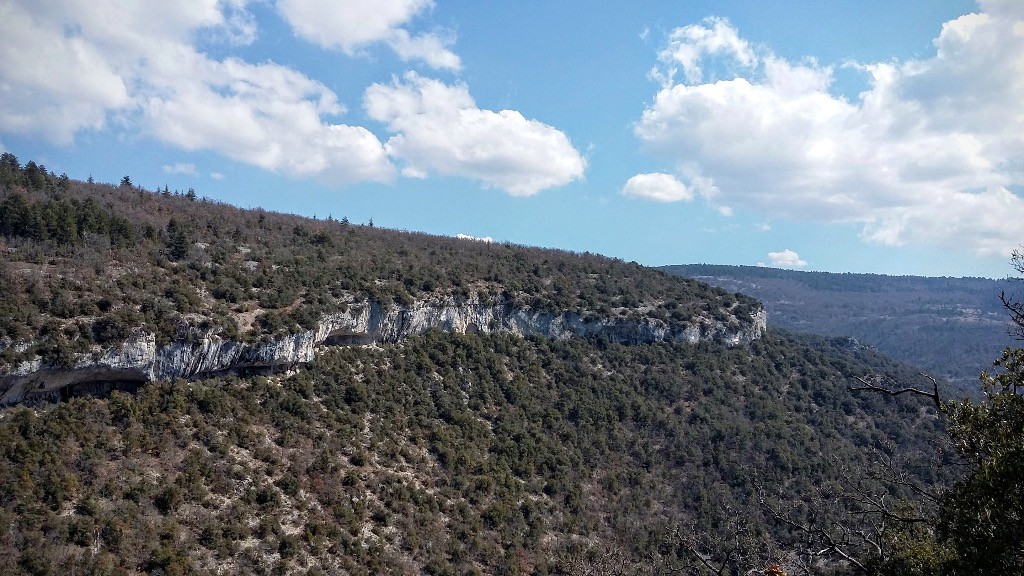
[{"x1": 0, "y1": 296, "x2": 766, "y2": 406}]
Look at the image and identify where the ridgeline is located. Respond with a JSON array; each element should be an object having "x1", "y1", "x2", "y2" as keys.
[{"x1": 0, "y1": 155, "x2": 961, "y2": 575}]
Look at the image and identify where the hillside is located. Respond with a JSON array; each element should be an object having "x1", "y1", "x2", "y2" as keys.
[
  {"x1": 0, "y1": 153, "x2": 761, "y2": 402},
  {"x1": 661, "y1": 264, "x2": 1017, "y2": 392},
  {"x1": 0, "y1": 156, "x2": 960, "y2": 575}
]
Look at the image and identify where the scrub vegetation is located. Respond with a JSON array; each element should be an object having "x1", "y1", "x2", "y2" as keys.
[
  {"x1": 1, "y1": 152, "x2": 752, "y2": 365},
  {"x1": 0, "y1": 155, "x2": 1018, "y2": 575}
]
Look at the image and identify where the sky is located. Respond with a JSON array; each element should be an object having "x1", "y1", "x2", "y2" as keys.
[{"x1": 1, "y1": 0, "x2": 1022, "y2": 278}]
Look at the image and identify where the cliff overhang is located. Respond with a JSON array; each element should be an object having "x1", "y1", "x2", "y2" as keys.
[{"x1": 1, "y1": 296, "x2": 766, "y2": 406}]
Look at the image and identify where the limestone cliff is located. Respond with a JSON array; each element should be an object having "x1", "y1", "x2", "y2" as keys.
[{"x1": 0, "y1": 296, "x2": 766, "y2": 405}]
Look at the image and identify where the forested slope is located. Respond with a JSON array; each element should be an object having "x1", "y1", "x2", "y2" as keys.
[
  {"x1": 0, "y1": 155, "x2": 958, "y2": 575},
  {"x1": 0, "y1": 153, "x2": 756, "y2": 378},
  {"x1": 0, "y1": 330, "x2": 952, "y2": 575}
]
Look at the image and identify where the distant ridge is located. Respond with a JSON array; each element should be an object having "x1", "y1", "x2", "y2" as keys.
[{"x1": 662, "y1": 263, "x2": 1017, "y2": 391}]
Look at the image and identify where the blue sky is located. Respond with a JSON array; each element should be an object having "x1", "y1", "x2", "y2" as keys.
[{"x1": 2, "y1": 0, "x2": 1022, "y2": 278}]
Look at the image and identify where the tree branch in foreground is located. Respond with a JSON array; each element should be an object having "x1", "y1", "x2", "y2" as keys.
[{"x1": 849, "y1": 373, "x2": 943, "y2": 411}]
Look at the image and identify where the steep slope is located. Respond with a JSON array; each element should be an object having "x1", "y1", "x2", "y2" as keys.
[
  {"x1": 0, "y1": 157, "x2": 956, "y2": 575},
  {"x1": 0, "y1": 330, "x2": 952, "y2": 575},
  {"x1": 2, "y1": 293, "x2": 764, "y2": 405},
  {"x1": 662, "y1": 264, "x2": 1015, "y2": 391},
  {"x1": 0, "y1": 157, "x2": 762, "y2": 404}
]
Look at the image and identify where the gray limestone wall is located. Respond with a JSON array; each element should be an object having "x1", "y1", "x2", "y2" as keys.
[{"x1": 0, "y1": 296, "x2": 766, "y2": 405}]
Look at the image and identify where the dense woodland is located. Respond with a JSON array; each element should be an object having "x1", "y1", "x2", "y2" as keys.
[
  {"x1": 663, "y1": 264, "x2": 1017, "y2": 391},
  {"x1": 0, "y1": 328, "x2": 955, "y2": 575},
  {"x1": 0, "y1": 155, "x2": 1020, "y2": 574}
]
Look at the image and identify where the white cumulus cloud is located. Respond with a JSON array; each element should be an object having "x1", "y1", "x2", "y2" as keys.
[
  {"x1": 622, "y1": 173, "x2": 692, "y2": 202},
  {"x1": 0, "y1": 1, "x2": 133, "y2": 143},
  {"x1": 163, "y1": 162, "x2": 198, "y2": 176},
  {"x1": 142, "y1": 52, "x2": 393, "y2": 184},
  {"x1": 0, "y1": 0, "x2": 394, "y2": 185},
  {"x1": 365, "y1": 72, "x2": 587, "y2": 196},
  {"x1": 763, "y1": 249, "x2": 807, "y2": 268},
  {"x1": 276, "y1": 0, "x2": 460, "y2": 70},
  {"x1": 635, "y1": 7, "x2": 1024, "y2": 256},
  {"x1": 654, "y1": 16, "x2": 756, "y2": 85}
]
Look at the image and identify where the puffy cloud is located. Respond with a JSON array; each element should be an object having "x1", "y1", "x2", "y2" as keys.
[
  {"x1": 163, "y1": 163, "x2": 198, "y2": 176},
  {"x1": 276, "y1": 0, "x2": 460, "y2": 70},
  {"x1": 763, "y1": 249, "x2": 808, "y2": 268},
  {"x1": 636, "y1": 10, "x2": 1024, "y2": 256},
  {"x1": 654, "y1": 16, "x2": 755, "y2": 85},
  {"x1": 387, "y1": 28, "x2": 461, "y2": 71},
  {"x1": 365, "y1": 73, "x2": 586, "y2": 196},
  {"x1": 0, "y1": 1, "x2": 572, "y2": 192},
  {"x1": 0, "y1": 0, "x2": 394, "y2": 185},
  {"x1": 0, "y1": 1, "x2": 132, "y2": 143},
  {"x1": 218, "y1": 1, "x2": 259, "y2": 45},
  {"x1": 622, "y1": 173, "x2": 692, "y2": 202},
  {"x1": 143, "y1": 53, "x2": 393, "y2": 183},
  {"x1": 277, "y1": 0, "x2": 427, "y2": 48}
]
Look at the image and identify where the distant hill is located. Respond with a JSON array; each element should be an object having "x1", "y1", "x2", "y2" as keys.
[{"x1": 662, "y1": 264, "x2": 1018, "y2": 392}]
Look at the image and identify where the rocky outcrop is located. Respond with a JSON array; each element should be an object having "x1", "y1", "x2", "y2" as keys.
[{"x1": 0, "y1": 296, "x2": 766, "y2": 406}]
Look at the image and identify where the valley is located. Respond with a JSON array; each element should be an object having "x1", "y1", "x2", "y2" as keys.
[
  {"x1": 0, "y1": 157, "x2": 1008, "y2": 575},
  {"x1": 663, "y1": 264, "x2": 1017, "y2": 393}
]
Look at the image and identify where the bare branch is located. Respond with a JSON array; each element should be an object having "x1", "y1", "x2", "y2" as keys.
[
  {"x1": 1000, "y1": 248, "x2": 1024, "y2": 340},
  {"x1": 1000, "y1": 289, "x2": 1024, "y2": 340},
  {"x1": 866, "y1": 450, "x2": 942, "y2": 505},
  {"x1": 758, "y1": 490, "x2": 869, "y2": 574},
  {"x1": 849, "y1": 373, "x2": 942, "y2": 411}
]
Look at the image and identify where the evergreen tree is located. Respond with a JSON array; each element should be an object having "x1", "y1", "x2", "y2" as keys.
[
  {"x1": 872, "y1": 253, "x2": 1024, "y2": 574},
  {"x1": 0, "y1": 152, "x2": 20, "y2": 187},
  {"x1": 166, "y1": 218, "x2": 191, "y2": 260},
  {"x1": 937, "y1": 348, "x2": 1024, "y2": 573}
]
